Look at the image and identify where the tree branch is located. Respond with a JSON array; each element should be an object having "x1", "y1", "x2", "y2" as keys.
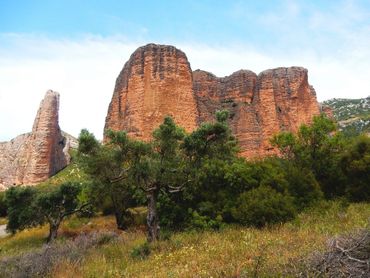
[
  {"x1": 335, "y1": 239, "x2": 369, "y2": 264},
  {"x1": 109, "y1": 167, "x2": 130, "y2": 183},
  {"x1": 168, "y1": 179, "x2": 191, "y2": 193},
  {"x1": 61, "y1": 203, "x2": 91, "y2": 218}
]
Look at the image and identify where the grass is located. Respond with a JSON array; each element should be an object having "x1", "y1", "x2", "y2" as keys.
[
  {"x1": 37, "y1": 160, "x2": 88, "y2": 188},
  {"x1": 0, "y1": 226, "x2": 46, "y2": 257},
  {"x1": 1, "y1": 201, "x2": 369, "y2": 277},
  {"x1": 0, "y1": 215, "x2": 119, "y2": 258},
  {"x1": 0, "y1": 217, "x2": 7, "y2": 225}
]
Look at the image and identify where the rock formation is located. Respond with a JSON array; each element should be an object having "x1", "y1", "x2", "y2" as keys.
[
  {"x1": 105, "y1": 43, "x2": 321, "y2": 158},
  {"x1": 320, "y1": 104, "x2": 334, "y2": 119},
  {"x1": 0, "y1": 90, "x2": 77, "y2": 190},
  {"x1": 193, "y1": 67, "x2": 320, "y2": 157},
  {"x1": 105, "y1": 44, "x2": 198, "y2": 141}
]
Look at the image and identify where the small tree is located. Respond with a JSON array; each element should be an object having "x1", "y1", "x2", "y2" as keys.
[
  {"x1": 181, "y1": 110, "x2": 239, "y2": 225},
  {"x1": 36, "y1": 182, "x2": 89, "y2": 242},
  {"x1": 272, "y1": 114, "x2": 345, "y2": 198},
  {"x1": 5, "y1": 186, "x2": 39, "y2": 234},
  {"x1": 77, "y1": 129, "x2": 143, "y2": 230},
  {"x1": 133, "y1": 117, "x2": 188, "y2": 242},
  {"x1": 5, "y1": 183, "x2": 88, "y2": 242}
]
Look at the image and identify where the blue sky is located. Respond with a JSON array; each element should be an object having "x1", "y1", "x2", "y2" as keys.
[
  {"x1": 2, "y1": 0, "x2": 369, "y2": 52},
  {"x1": 1, "y1": 0, "x2": 370, "y2": 141},
  {"x1": 2, "y1": 0, "x2": 369, "y2": 53}
]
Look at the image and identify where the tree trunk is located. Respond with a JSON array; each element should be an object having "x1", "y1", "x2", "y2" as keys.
[
  {"x1": 114, "y1": 210, "x2": 127, "y2": 230},
  {"x1": 111, "y1": 193, "x2": 127, "y2": 230},
  {"x1": 47, "y1": 220, "x2": 61, "y2": 243},
  {"x1": 146, "y1": 189, "x2": 159, "y2": 242}
]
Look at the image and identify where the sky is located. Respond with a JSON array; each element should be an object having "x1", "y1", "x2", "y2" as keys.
[{"x1": 1, "y1": 0, "x2": 370, "y2": 141}]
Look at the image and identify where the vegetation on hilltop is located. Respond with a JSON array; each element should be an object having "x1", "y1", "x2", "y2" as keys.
[{"x1": 323, "y1": 96, "x2": 370, "y2": 136}]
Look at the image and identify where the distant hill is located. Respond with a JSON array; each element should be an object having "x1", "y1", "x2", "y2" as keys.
[{"x1": 322, "y1": 96, "x2": 370, "y2": 136}]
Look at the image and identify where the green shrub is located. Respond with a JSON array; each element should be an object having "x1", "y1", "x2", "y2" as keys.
[
  {"x1": 130, "y1": 242, "x2": 151, "y2": 260},
  {"x1": 187, "y1": 209, "x2": 224, "y2": 230},
  {"x1": 341, "y1": 135, "x2": 370, "y2": 202},
  {"x1": 284, "y1": 165, "x2": 323, "y2": 210},
  {"x1": 157, "y1": 191, "x2": 188, "y2": 229},
  {"x1": 232, "y1": 186, "x2": 297, "y2": 228}
]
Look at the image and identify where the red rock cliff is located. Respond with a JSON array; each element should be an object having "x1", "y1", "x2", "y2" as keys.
[
  {"x1": 0, "y1": 90, "x2": 77, "y2": 190},
  {"x1": 104, "y1": 44, "x2": 198, "y2": 141},
  {"x1": 105, "y1": 44, "x2": 321, "y2": 158}
]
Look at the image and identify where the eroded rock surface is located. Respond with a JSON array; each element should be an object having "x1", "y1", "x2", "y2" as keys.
[
  {"x1": 193, "y1": 67, "x2": 320, "y2": 157},
  {"x1": 105, "y1": 44, "x2": 198, "y2": 141},
  {"x1": 0, "y1": 90, "x2": 77, "y2": 189},
  {"x1": 105, "y1": 44, "x2": 321, "y2": 158}
]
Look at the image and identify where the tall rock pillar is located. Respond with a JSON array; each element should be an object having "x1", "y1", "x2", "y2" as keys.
[{"x1": 104, "y1": 44, "x2": 198, "y2": 141}]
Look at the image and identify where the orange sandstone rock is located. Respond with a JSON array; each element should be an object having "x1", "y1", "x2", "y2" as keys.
[
  {"x1": 104, "y1": 44, "x2": 198, "y2": 141},
  {"x1": 105, "y1": 44, "x2": 321, "y2": 158},
  {"x1": 0, "y1": 90, "x2": 77, "y2": 189},
  {"x1": 252, "y1": 67, "x2": 320, "y2": 156},
  {"x1": 320, "y1": 104, "x2": 334, "y2": 119}
]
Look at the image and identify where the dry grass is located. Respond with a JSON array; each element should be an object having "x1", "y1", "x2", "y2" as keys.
[
  {"x1": 54, "y1": 202, "x2": 370, "y2": 277},
  {"x1": 0, "y1": 231, "x2": 120, "y2": 278},
  {"x1": 0, "y1": 215, "x2": 119, "y2": 258},
  {"x1": 0, "y1": 217, "x2": 7, "y2": 225},
  {"x1": 0, "y1": 201, "x2": 368, "y2": 277},
  {"x1": 299, "y1": 228, "x2": 370, "y2": 277},
  {"x1": 0, "y1": 226, "x2": 47, "y2": 257}
]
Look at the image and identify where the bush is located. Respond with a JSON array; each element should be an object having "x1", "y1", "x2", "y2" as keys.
[
  {"x1": 284, "y1": 165, "x2": 323, "y2": 210},
  {"x1": 130, "y1": 242, "x2": 151, "y2": 260},
  {"x1": 187, "y1": 209, "x2": 224, "y2": 230},
  {"x1": 232, "y1": 186, "x2": 297, "y2": 228}
]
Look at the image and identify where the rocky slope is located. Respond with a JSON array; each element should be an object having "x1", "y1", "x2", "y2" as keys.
[
  {"x1": 322, "y1": 96, "x2": 370, "y2": 136},
  {"x1": 0, "y1": 90, "x2": 77, "y2": 190},
  {"x1": 105, "y1": 43, "x2": 321, "y2": 158}
]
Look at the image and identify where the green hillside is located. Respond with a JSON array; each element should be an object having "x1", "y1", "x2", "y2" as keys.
[{"x1": 323, "y1": 96, "x2": 370, "y2": 136}]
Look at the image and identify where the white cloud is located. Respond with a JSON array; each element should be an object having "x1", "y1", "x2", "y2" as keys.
[
  {"x1": 0, "y1": 34, "x2": 369, "y2": 142},
  {"x1": 0, "y1": 35, "x2": 140, "y2": 141}
]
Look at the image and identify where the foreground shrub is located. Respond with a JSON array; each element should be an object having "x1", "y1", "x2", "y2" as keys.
[
  {"x1": 130, "y1": 242, "x2": 151, "y2": 260},
  {"x1": 187, "y1": 210, "x2": 224, "y2": 230},
  {"x1": 232, "y1": 185, "x2": 297, "y2": 227},
  {"x1": 284, "y1": 165, "x2": 323, "y2": 210},
  {"x1": 0, "y1": 231, "x2": 119, "y2": 278}
]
